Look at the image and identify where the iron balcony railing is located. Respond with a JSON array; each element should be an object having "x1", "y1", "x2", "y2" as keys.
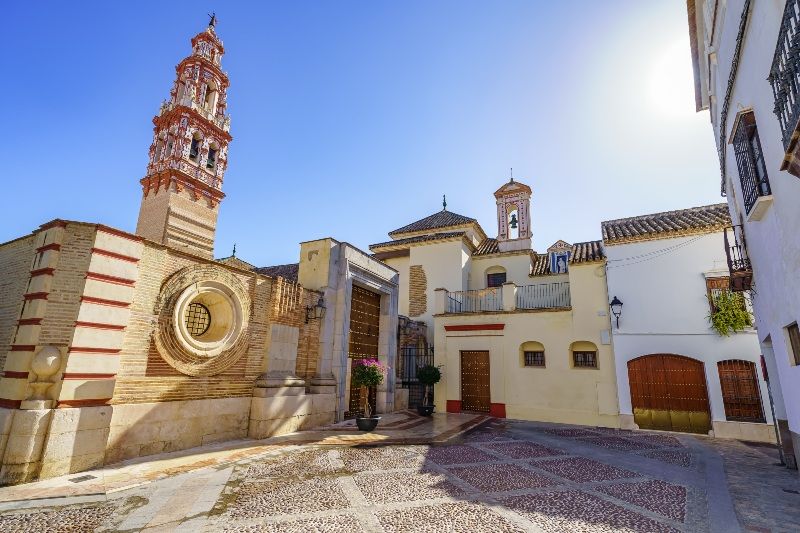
[
  {"x1": 446, "y1": 288, "x2": 503, "y2": 313},
  {"x1": 516, "y1": 282, "x2": 571, "y2": 309},
  {"x1": 724, "y1": 225, "x2": 751, "y2": 273},
  {"x1": 769, "y1": 0, "x2": 800, "y2": 150}
]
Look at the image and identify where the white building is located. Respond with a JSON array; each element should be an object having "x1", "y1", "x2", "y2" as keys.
[
  {"x1": 602, "y1": 204, "x2": 773, "y2": 442},
  {"x1": 689, "y1": 0, "x2": 800, "y2": 466}
]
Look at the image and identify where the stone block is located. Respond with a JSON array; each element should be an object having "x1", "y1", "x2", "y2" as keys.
[
  {"x1": 300, "y1": 412, "x2": 333, "y2": 430},
  {"x1": 163, "y1": 434, "x2": 203, "y2": 454},
  {"x1": 42, "y1": 427, "x2": 110, "y2": 461},
  {"x1": 310, "y1": 393, "x2": 336, "y2": 415},
  {"x1": 39, "y1": 451, "x2": 105, "y2": 480},
  {"x1": 7, "y1": 409, "x2": 51, "y2": 437},
  {"x1": 201, "y1": 430, "x2": 243, "y2": 446},
  {"x1": 250, "y1": 395, "x2": 311, "y2": 422},
  {"x1": 0, "y1": 461, "x2": 41, "y2": 485},
  {"x1": 48, "y1": 406, "x2": 113, "y2": 435},
  {"x1": 3, "y1": 432, "x2": 47, "y2": 465},
  {"x1": 139, "y1": 441, "x2": 166, "y2": 457}
]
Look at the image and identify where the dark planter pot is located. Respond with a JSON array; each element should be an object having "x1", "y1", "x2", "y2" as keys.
[
  {"x1": 356, "y1": 416, "x2": 381, "y2": 432},
  {"x1": 417, "y1": 404, "x2": 435, "y2": 417}
]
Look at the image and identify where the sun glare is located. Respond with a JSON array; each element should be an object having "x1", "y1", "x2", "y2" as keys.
[{"x1": 648, "y1": 38, "x2": 696, "y2": 118}]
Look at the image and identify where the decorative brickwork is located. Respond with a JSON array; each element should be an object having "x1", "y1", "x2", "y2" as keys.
[{"x1": 408, "y1": 265, "x2": 427, "y2": 317}]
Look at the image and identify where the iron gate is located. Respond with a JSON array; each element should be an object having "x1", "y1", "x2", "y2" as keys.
[{"x1": 397, "y1": 346, "x2": 434, "y2": 409}]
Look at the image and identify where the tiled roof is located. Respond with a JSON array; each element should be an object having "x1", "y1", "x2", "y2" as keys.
[
  {"x1": 255, "y1": 263, "x2": 299, "y2": 281},
  {"x1": 216, "y1": 256, "x2": 256, "y2": 270},
  {"x1": 370, "y1": 232, "x2": 466, "y2": 250},
  {"x1": 601, "y1": 203, "x2": 730, "y2": 244},
  {"x1": 474, "y1": 238, "x2": 499, "y2": 256},
  {"x1": 530, "y1": 240, "x2": 606, "y2": 277},
  {"x1": 388, "y1": 210, "x2": 477, "y2": 236}
]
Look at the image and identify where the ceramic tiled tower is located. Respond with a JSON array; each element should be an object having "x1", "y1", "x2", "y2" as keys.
[{"x1": 135, "y1": 17, "x2": 232, "y2": 258}]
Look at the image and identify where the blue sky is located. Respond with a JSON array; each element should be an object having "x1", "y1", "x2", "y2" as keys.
[{"x1": 1, "y1": 1, "x2": 720, "y2": 266}]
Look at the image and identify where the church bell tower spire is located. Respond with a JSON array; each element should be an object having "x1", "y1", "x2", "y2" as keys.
[{"x1": 135, "y1": 19, "x2": 232, "y2": 258}]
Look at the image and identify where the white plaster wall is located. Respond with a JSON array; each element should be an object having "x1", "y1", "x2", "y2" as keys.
[
  {"x1": 605, "y1": 233, "x2": 768, "y2": 426},
  {"x1": 383, "y1": 255, "x2": 410, "y2": 316},
  {"x1": 469, "y1": 253, "x2": 533, "y2": 289},
  {"x1": 408, "y1": 240, "x2": 469, "y2": 335},
  {"x1": 699, "y1": 0, "x2": 800, "y2": 436}
]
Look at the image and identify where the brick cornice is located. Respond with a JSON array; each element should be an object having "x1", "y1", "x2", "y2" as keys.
[
  {"x1": 85, "y1": 272, "x2": 136, "y2": 286},
  {"x1": 91, "y1": 247, "x2": 140, "y2": 263},
  {"x1": 96, "y1": 225, "x2": 144, "y2": 242},
  {"x1": 80, "y1": 296, "x2": 131, "y2": 308},
  {"x1": 75, "y1": 321, "x2": 126, "y2": 331},
  {"x1": 36, "y1": 243, "x2": 61, "y2": 253}
]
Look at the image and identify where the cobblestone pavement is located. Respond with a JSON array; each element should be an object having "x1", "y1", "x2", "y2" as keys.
[{"x1": 1, "y1": 419, "x2": 799, "y2": 532}]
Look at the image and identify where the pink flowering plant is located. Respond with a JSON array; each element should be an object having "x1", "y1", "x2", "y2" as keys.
[{"x1": 352, "y1": 358, "x2": 386, "y2": 418}]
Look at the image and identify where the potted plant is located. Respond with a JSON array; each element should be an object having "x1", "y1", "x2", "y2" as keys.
[
  {"x1": 351, "y1": 358, "x2": 386, "y2": 431},
  {"x1": 416, "y1": 364, "x2": 441, "y2": 416},
  {"x1": 707, "y1": 290, "x2": 752, "y2": 336}
]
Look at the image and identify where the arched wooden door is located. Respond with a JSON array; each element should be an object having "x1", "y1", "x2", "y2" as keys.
[{"x1": 627, "y1": 354, "x2": 711, "y2": 434}]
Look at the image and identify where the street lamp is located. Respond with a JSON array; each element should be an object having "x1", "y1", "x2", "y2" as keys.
[
  {"x1": 305, "y1": 296, "x2": 326, "y2": 324},
  {"x1": 610, "y1": 296, "x2": 623, "y2": 328}
]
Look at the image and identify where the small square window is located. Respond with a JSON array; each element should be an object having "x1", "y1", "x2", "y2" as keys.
[
  {"x1": 487, "y1": 272, "x2": 506, "y2": 288},
  {"x1": 523, "y1": 351, "x2": 545, "y2": 367},
  {"x1": 787, "y1": 323, "x2": 800, "y2": 366},
  {"x1": 573, "y1": 351, "x2": 597, "y2": 368}
]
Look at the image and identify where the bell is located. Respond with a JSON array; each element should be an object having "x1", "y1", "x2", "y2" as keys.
[{"x1": 509, "y1": 213, "x2": 518, "y2": 229}]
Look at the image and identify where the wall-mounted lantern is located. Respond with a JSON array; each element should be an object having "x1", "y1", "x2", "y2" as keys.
[
  {"x1": 305, "y1": 296, "x2": 326, "y2": 324},
  {"x1": 610, "y1": 296, "x2": 623, "y2": 328}
]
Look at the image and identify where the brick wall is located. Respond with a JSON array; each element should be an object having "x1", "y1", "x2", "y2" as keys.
[
  {"x1": 112, "y1": 242, "x2": 268, "y2": 404},
  {"x1": 0, "y1": 236, "x2": 35, "y2": 372},
  {"x1": 409, "y1": 265, "x2": 427, "y2": 317}
]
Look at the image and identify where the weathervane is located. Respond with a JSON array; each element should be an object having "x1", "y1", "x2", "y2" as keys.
[
  {"x1": 442, "y1": 194, "x2": 447, "y2": 211},
  {"x1": 510, "y1": 167, "x2": 514, "y2": 183},
  {"x1": 232, "y1": 243, "x2": 236, "y2": 257},
  {"x1": 208, "y1": 12, "x2": 218, "y2": 28}
]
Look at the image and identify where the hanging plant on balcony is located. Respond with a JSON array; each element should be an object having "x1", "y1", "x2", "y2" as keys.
[{"x1": 707, "y1": 290, "x2": 752, "y2": 336}]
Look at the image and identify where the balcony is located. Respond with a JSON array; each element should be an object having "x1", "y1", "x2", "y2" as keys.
[
  {"x1": 441, "y1": 282, "x2": 571, "y2": 314},
  {"x1": 724, "y1": 225, "x2": 753, "y2": 292},
  {"x1": 769, "y1": 0, "x2": 800, "y2": 177}
]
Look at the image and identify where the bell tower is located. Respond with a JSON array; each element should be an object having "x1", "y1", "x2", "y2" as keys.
[
  {"x1": 494, "y1": 176, "x2": 532, "y2": 252},
  {"x1": 135, "y1": 16, "x2": 232, "y2": 259}
]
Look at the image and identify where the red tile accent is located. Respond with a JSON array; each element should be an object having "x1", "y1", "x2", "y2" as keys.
[
  {"x1": 444, "y1": 324, "x2": 505, "y2": 331},
  {"x1": 80, "y1": 296, "x2": 131, "y2": 308},
  {"x1": 91, "y1": 247, "x2": 140, "y2": 263},
  {"x1": 68, "y1": 347, "x2": 122, "y2": 354},
  {"x1": 17, "y1": 318, "x2": 42, "y2": 326},
  {"x1": 85, "y1": 272, "x2": 136, "y2": 286},
  {"x1": 75, "y1": 321, "x2": 126, "y2": 331},
  {"x1": 39, "y1": 220, "x2": 68, "y2": 230},
  {"x1": 0, "y1": 399, "x2": 22, "y2": 409},
  {"x1": 36, "y1": 243, "x2": 61, "y2": 253},
  {"x1": 29, "y1": 267, "x2": 55, "y2": 277},
  {"x1": 23, "y1": 292, "x2": 49, "y2": 300},
  {"x1": 3, "y1": 371, "x2": 29, "y2": 379},
  {"x1": 62, "y1": 373, "x2": 116, "y2": 380},
  {"x1": 96, "y1": 224, "x2": 144, "y2": 242},
  {"x1": 490, "y1": 403, "x2": 507, "y2": 418},
  {"x1": 57, "y1": 398, "x2": 111, "y2": 408},
  {"x1": 9, "y1": 345, "x2": 36, "y2": 352},
  {"x1": 447, "y1": 400, "x2": 462, "y2": 413}
]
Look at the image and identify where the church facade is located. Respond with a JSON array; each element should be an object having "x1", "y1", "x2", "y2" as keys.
[
  {"x1": 0, "y1": 22, "x2": 399, "y2": 485},
  {"x1": 371, "y1": 179, "x2": 619, "y2": 427}
]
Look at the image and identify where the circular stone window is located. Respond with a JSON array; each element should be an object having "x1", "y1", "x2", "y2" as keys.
[
  {"x1": 173, "y1": 280, "x2": 244, "y2": 358},
  {"x1": 153, "y1": 266, "x2": 251, "y2": 377}
]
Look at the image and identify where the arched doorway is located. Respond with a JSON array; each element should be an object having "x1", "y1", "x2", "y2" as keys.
[
  {"x1": 627, "y1": 354, "x2": 711, "y2": 434},
  {"x1": 717, "y1": 360, "x2": 765, "y2": 423}
]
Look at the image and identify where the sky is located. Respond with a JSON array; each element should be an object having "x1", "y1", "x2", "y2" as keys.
[{"x1": 1, "y1": 1, "x2": 721, "y2": 266}]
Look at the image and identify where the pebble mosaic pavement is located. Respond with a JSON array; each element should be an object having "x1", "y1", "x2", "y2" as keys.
[{"x1": 1, "y1": 418, "x2": 799, "y2": 532}]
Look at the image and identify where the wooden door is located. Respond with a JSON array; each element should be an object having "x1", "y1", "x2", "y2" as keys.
[
  {"x1": 347, "y1": 285, "x2": 381, "y2": 417},
  {"x1": 461, "y1": 351, "x2": 490, "y2": 412},
  {"x1": 718, "y1": 360, "x2": 765, "y2": 422},
  {"x1": 628, "y1": 354, "x2": 711, "y2": 434}
]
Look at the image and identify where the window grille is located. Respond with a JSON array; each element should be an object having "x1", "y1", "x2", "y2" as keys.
[
  {"x1": 523, "y1": 351, "x2": 545, "y2": 367},
  {"x1": 487, "y1": 272, "x2": 506, "y2": 288},
  {"x1": 573, "y1": 351, "x2": 597, "y2": 368},
  {"x1": 732, "y1": 112, "x2": 771, "y2": 214},
  {"x1": 185, "y1": 302, "x2": 211, "y2": 337}
]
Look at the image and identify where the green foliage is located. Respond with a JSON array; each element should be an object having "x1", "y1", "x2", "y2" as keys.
[
  {"x1": 351, "y1": 358, "x2": 385, "y2": 388},
  {"x1": 416, "y1": 364, "x2": 442, "y2": 386},
  {"x1": 707, "y1": 290, "x2": 752, "y2": 336}
]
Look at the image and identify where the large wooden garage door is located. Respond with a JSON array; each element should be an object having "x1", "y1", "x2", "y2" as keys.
[
  {"x1": 628, "y1": 354, "x2": 711, "y2": 434},
  {"x1": 347, "y1": 285, "x2": 381, "y2": 418},
  {"x1": 461, "y1": 351, "x2": 490, "y2": 412},
  {"x1": 718, "y1": 360, "x2": 765, "y2": 423}
]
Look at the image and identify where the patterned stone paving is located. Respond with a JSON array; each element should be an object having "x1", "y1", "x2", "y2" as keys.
[
  {"x1": 597, "y1": 480, "x2": 687, "y2": 522},
  {"x1": 535, "y1": 457, "x2": 639, "y2": 483},
  {"x1": 1, "y1": 419, "x2": 796, "y2": 532}
]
